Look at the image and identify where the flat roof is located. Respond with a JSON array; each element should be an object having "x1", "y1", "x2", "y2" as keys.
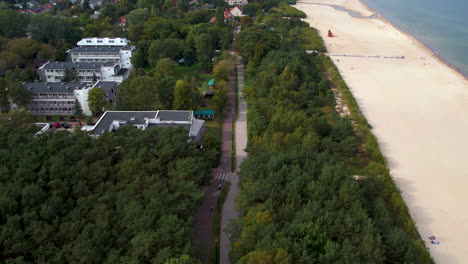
[
  {"x1": 68, "y1": 46, "x2": 135, "y2": 53},
  {"x1": 23, "y1": 82, "x2": 93, "y2": 93},
  {"x1": 156, "y1": 110, "x2": 192, "y2": 121},
  {"x1": 40, "y1": 61, "x2": 107, "y2": 70},
  {"x1": 194, "y1": 109, "x2": 215, "y2": 115},
  {"x1": 93, "y1": 81, "x2": 118, "y2": 101},
  {"x1": 90, "y1": 110, "x2": 195, "y2": 137},
  {"x1": 90, "y1": 111, "x2": 158, "y2": 136}
]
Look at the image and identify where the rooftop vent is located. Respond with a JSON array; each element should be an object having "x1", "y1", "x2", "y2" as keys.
[
  {"x1": 130, "y1": 116, "x2": 135, "y2": 121},
  {"x1": 47, "y1": 86, "x2": 52, "y2": 89}
]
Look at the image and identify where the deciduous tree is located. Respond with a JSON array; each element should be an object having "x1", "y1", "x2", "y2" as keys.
[
  {"x1": 173, "y1": 80, "x2": 192, "y2": 110},
  {"x1": 87, "y1": 87, "x2": 110, "y2": 115}
]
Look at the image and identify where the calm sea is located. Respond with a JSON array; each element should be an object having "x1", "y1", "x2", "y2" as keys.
[{"x1": 361, "y1": 0, "x2": 468, "y2": 77}]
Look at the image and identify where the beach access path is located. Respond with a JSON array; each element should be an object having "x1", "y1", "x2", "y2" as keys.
[{"x1": 295, "y1": 0, "x2": 468, "y2": 263}]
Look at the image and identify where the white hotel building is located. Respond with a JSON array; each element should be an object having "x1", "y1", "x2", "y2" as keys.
[
  {"x1": 39, "y1": 61, "x2": 130, "y2": 83},
  {"x1": 23, "y1": 81, "x2": 118, "y2": 116},
  {"x1": 67, "y1": 46, "x2": 134, "y2": 69}
]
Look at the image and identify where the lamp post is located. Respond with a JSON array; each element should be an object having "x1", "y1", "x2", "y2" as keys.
[{"x1": 215, "y1": 239, "x2": 218, "y2": 264}]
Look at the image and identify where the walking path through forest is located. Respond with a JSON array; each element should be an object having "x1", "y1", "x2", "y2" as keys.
[
  {"x1": 220, "y1": 26, "x2": 247, "y2": 264},
  {"x1": 193, "y1": 26, "x2": 244, "y2": 264},
  {"x1": 192, "y1": 69, "x2": 235, "y2": 263}
]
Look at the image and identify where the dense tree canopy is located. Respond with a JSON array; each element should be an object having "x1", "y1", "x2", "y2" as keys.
[
  {"x1": 230, "y1": 12, "x2": 431, "y2": 264},
  {"x1": 0, "y1": 123, "x2": 214, "y2": 263}
]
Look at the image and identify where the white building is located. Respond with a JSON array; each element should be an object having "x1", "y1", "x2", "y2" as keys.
[
  {"x1": 226, "y1": 0, "x2": 248, "y2": 6},
  {"x1": 74, "y1": 81, "x2": 119, "y2": 115},
  {"x1": 77, "y1": 37, "x2": 130, "y2": 47},
  {"x1": 67, "y1": 46, "x2": 134, "y2": 69},
  {"x1": 39, "y1": 61, "x2": 129, "y2": 83},
  {"x1": 89, "y1": 110, "x2": 206, "y2": 143},
  {"x1": 23, "y1": 81, "x2": 118, "y2": 116}
]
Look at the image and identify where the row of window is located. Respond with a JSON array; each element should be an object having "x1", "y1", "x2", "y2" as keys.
[
  {"x1": 46, "y1": 69, "x2": 101, "y2": 73},
  {"x1": 85, "y1": 40, "x2": 125, "y2": 43},
  {"x1": 30, "y1": 101, "x2": 74, "y2": 105},
  {"x1": 33, "y1": 94, "x2": 74, "y2": 98},
  {"x1": 29, "y1": 107, "x2": 73, "y2": 113},
  {"x1": 73, "y1": 53, "x2": 119, "y2": 56},
  {"x1": 76, "y1": 59, "x2": 119, "y2": 62}
]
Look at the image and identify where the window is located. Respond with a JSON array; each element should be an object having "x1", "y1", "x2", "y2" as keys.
[
  {"x1": 109, "y1": 40, "x2": 114, "y2": 43},
  {"x1": 97, "y1": 40, "x2": 103, "y2": 43},
  {"x1": 86, "y1": 40, "x2": 92, "y2": 43}
]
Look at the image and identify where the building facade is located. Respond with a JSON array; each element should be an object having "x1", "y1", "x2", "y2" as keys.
[
  {"x1": 77, "y1": 37, "x2": 130, "y2": 47},
  {"x1": 23, "y1": 81, "x2": 118, "y2": 115},
  {"x1": 67, "y1": 46, "x2": 134, "y2": 69},
  {"x1": 226, "y1": 0, "x2": 248, "y2": 6},
  {"x1": 39, "y1": 61, "x2": 129, "y2": 83}
]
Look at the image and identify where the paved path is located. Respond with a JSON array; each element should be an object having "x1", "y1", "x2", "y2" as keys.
[
  {"x1": 193, "y1": 27, "x2": 240, "y2": 264},
  {"x1": 220, "y1": 26, "x2": 247, "y2": 263}
]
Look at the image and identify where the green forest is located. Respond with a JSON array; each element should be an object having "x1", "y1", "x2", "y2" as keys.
[
  {"x1": 0, "y1": 0, "x2": 434, "y2": 262},
  {"x1": 0, "y1": 117, "x2": 217, "y2": 263},
  {"x1": 229, "y1": 11, "x2": 433, "y2": 264}
]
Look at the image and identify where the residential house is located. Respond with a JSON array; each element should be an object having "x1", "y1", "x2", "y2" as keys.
[
  {"x1": 229, "y1": 6, "x2": 243, "y2": 17},
  {"x1": 26, "y1": 0, "x2": 39, "y2": 8},
  {"x1": 201, "y1": 3, "x2": 214, "y2": 9},
  {"x1": 23, "y1": 81, "x2": 118, "y2": 116},
  {"x1": 210, "y1": 11, "x2": 233, "y2": 23},
  {"x1": 118, "y1": 17, "x2": 127, "y2": 30},
  {"x1": 89, "y1": 110, "x2": 206, "y2": 143},
  {"x1": 90, "y1": 10, "x2": 101, "y2": 19},
  {"x1": 89, "y1": 0, "x2": 103, "y2": 9}
]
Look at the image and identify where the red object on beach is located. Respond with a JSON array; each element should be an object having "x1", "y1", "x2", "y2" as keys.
[{"x1": 328, "y1": 30, "x2": 335, "y2": 37}]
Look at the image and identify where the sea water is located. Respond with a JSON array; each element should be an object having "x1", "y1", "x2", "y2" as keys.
[{"x1": 362, "y1": 0, "x2": 468, "y2": 77}]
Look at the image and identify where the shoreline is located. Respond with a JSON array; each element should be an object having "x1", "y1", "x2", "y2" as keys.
[
  {"x1": 299, "y1": 0, "x2": 467, "y2": 79},
  {"x1": 367, "y1": 5, "x2": 468, "y2": 79},
  {"x1": 295, "y1": 0, "x2": 468, "y2": 263}
]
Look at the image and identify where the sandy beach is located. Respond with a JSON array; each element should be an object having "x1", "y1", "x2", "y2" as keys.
[{"x1": 294, "y1": 0, "x2": 468, "y2": 263}]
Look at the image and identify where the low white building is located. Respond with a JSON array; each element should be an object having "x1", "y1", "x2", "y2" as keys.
[
  {"x1": 226, "y1": 0, "x2": 248, "y2": 6},
  {"x1": 77, "y1": 37, "x2": 130, "y2": 47},
  {"x1": 67, "y1": 46, "x2": 134, "y2": 69},
  {"x1": 89, "y1": 110, "x2": 206, "y2": 143},
  {"x1": 39, "y1": 61, "x2": 129, "y2": 83},
  {"x1": 23, "y1": 81, "x2": 118, "y2": 116}
]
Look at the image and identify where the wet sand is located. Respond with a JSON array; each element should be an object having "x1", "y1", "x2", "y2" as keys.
[{"x1": 295, "y1": 0, "x2": 468, "y2": 263}]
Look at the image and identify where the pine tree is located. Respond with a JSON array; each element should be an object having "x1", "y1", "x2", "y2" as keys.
[{"x1": 72, "y1": 99, "x2": 84, "y2": 125}]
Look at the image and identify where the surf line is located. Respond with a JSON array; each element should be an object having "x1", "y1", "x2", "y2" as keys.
[
  {"x1": 296, "y1": 2, "x2": 377, "y2": 19},
  {"x1": 329, "y1": 54, "x2": 405, "y2": 59}
]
